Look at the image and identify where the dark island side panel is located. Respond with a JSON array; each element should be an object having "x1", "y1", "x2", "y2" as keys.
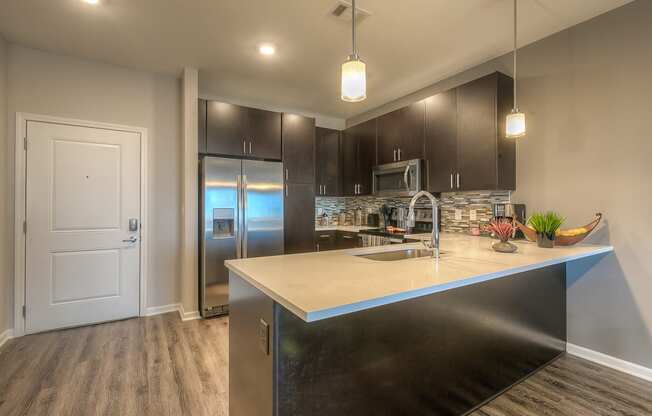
[{"x1": 275, "y1": 264, "x2": 566, "y2": 416}]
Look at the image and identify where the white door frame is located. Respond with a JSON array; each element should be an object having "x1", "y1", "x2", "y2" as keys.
[{"x1": 13, "y1": 113, "x2": 149, "y2": 337}]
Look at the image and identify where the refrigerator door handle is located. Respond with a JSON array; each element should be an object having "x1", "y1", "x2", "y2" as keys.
[
  {"x1": 236, "y1": 175, "x2": 242, "y2": 259},
  {"x1": 242, "y1": 174, "x2": 248, "y2": 258}
]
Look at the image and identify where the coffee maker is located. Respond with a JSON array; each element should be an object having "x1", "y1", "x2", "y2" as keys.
[{"x1": 492, "y1": 203, "x2": 526, "y2": 239}]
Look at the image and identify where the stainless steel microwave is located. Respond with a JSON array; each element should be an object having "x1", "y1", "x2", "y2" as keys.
[{"x1": 372, "y1": 159, "x2": 423, "y2": 197}]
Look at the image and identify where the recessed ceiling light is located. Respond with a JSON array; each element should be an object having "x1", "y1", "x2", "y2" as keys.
[
  {"x1": 82, "y1": 0, "x2": 100, "y2": 4},
  {"x1": 258, "y1": 44, "x2": 276, "y2": 56}
]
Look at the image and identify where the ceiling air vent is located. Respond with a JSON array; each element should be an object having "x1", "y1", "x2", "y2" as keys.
[{"x1": 329, "y1": 1, "x2": 371, "y2": 23}]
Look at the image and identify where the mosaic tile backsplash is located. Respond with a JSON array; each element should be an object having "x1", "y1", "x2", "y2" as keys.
[{"x1": 316, "y1": 191, "x2": 511, "y2": 233}]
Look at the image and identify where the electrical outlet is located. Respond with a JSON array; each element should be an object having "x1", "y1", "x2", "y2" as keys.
[
  {"x1": 470, "y1": 209, "x2": 477, "y2": 221},
  {"x1": 455, "y1": 209, "x2": 462, "y2": 221}
]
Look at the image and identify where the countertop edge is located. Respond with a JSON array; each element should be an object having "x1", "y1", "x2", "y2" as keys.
[{"x1": 226, "y1": 244, "x2": 613, "y2": 323}]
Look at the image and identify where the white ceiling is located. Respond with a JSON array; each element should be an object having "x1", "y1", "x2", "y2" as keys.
[{"x1": 0, "y1": 0, "x2": 632, "y2": 120}]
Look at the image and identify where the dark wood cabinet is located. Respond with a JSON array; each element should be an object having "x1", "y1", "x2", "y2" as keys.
[
  {"x1": 342, "y1": 119, "x2": 377, "y2": 196},
  {"x1": 315, "y1": 127, "x2": 340, "y2": 196},
  {"x1": 456, "y1": 72, "x2": 515, "y2": 191},
  {"x1": 336, "y1": 231, "x2": 360, "y2": 249},
  {"x1": 198, "y1": 99, "x2": 207, "y2": 153},
  {"x1": 282, "y1": 114, "x2": 315, "y2": 184},
  {"x1": 314, "y1": 230, "x2": 336, "y2": 252},
  {"x1": 424, "y1": 72, "x2": 515, "y2": 192},
  {"x1": 425, "y1": 89, "x2": 457, "y2": 192},
  {"x1": 248, "y1": 108, "x2": 282, "y2": 160},
  {"x1": 206, "y1": 101, "x2": 281, "y2": 159},
  {"x1": 284, "y1": 182, "x2": 315, "y2": 254},
  {"x1": 377, "y1": 102, "x2": 425, "y2": 164},
  {"x1": 206, "y1": 101, "x2": 247, "y2": 156}
]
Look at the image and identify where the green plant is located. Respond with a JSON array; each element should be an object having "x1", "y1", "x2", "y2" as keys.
[{"x1": 527, "y1": 212, "x2": 565, "y2": 240}]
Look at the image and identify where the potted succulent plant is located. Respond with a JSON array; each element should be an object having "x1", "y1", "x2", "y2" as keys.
[
  {"x1": 527, "y1": 212, "x2": 564, "y2": 248},
  {"x1": 485, "y1": 219, "x2": 518, "y2": 253}
]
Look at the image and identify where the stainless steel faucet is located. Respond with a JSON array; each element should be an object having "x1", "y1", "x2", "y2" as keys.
[{"x1": 407, "y1": 191, "x2": 440, "y2": 259}]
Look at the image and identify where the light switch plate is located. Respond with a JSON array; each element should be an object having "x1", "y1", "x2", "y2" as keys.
[
  {"x1": 455, "y1": 209, "x2": 463, "y2": 221},
  {"x1": 258, "y1": 318, "x2": 270, "y2": 355},
  {"x1": 470, "y1": 210, "x2": 477, "y2": 221}
]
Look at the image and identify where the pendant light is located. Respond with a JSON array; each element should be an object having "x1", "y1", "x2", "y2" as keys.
[
  {"x1": 341, "y1": 0, "x2": 366, "y2": 102},
  {"x1": 506, "y1": 0, "x2": 526, "y2": 138}
]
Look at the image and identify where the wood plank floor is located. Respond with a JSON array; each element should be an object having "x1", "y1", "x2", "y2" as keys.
[{"x1": 1, "y1": 313, "x2": 650, "y2": 416}]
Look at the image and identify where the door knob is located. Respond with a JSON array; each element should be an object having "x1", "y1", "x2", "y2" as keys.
[{"x1": 122, "y1": 236, "x2": 138, "y2": 243}]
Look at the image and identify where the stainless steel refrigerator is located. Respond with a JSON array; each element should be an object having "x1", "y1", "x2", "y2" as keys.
[{"x1": 200, "y1": 157, "x2": 284, "y2": 317}]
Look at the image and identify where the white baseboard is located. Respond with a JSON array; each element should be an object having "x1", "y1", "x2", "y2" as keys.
[
  {"x1": 567, "y1": 343, "x2": 652, "y2": 382},
  {"x1": 144, "y1": 303, "x2": 181, "y2": 317},
  {"x1": 177, "y1": 304, "x2": 201, "y2": 321},
  {"x1": 0, "y1": 329, "x2": 14, "y2": 350}
]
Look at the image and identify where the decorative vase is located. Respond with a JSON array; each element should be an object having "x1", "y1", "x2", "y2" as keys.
[
  {"x1": 492, "y1": 240, "x2": 518, "y2": 253},
  {"x1": 536, "y1": 233, "x2": 555, "y2": 248}
]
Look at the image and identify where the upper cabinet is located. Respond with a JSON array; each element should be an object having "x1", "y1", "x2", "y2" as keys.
[
  {"x1": 342, "y1": 119, "x2": 377, "y2": 196},
  {"x1": 377, "y1": 101, "x2": 425, "y2": 164},
  {"x1": 282, "y1": 114, "x2": 315, "y2": 183},
  {"x1": 425, "y1": 72, "x2": 516, "y2": 192},
  {"x1": 206, "y1": 101, "x2": 282, "y2": 160},
  {"x1": 315, "y1": 127, "x2": 340, "y2": 196}
]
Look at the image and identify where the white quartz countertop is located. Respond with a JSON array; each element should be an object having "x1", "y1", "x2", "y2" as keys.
[
  {"x1": 314, "y1": 225, "x2": 375, "y2": 232},
  {"x1": 225, "y1": 233, "x2": 613, "y2": 323}
]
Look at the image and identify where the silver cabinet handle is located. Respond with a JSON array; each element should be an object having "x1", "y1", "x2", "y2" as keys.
[
  {"x1": 342, "y1": 235, "x2": 353, "y2": 239},
  {"x1": 122, "y1": 236, "x2": 138, "y2": 243},
  {"x1": 393, "y1": 149, "x2": 397, "y2": 162},
  {"x1": 319, "y1": 234, "x2": 331, "y2": 238},
  {"x1": 242, "y1": 175, "x2": 248, "y2": 258},
  {"x1": 456, "y1": 172, "x2": 460, "y2": 189},
  {"x1": 285, "y1": 185, "x2": 288, "y2": 197},
  {"x1": 450, "y1": 173, "x2": 454, "y2": 189},
  {"x1": 316, "y1": 243, "x2": 320, "y2": 252},
  {"x1": 236, "y1": 175, "x2": 242, "y2": 258},
  {"x1": 285, "y1": 168, "x2": 289, "y2": 181},
  {"x1": 249, "y1": 141, "x2": 252, "y2": 154},
  {"x1": 243, "y1": 140, "x2": 246, "y2": 154},
  {"x1": 324, "y1": 185, "x2": 327, "y2": 195},
  {"x1": 398, "y1": 148, "x2": 402, "y2": 160}
]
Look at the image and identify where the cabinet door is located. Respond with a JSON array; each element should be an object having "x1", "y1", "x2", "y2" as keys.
[
  {"x1": 425, "y1": 90, "x2": 457, "y2": 192},
  {"x1": 315, "y1": 127, "x2": 340, "y2": 196},
  {"x1": 284, "y1": 182, "x2": 316, "y2": 254},
  {"x1": 282, "y1": 114, "x2": 315, "y2": 183},
  {"x1": 399, "y1": 101, "x2": 425, "y2": 161},
  {"x1": 198, "y1": 99, "x2": 207, "y2": 154},
  {"x1": 377, "y1": 110, "x2": 401, "y2": 164},
  {"x1": 247, "y1": 108, "x2": 282, "y2": 160},
  {"x1": 457, "y1": 74, "x2": 498, "y2": 191},
  {"x1": 340, "y1": 129, "x2": 358, "y2": 196},
  {"x1": 356, "y1": 119, "x2": 377, "y2": 195},
  {"x1": 206, "y1": 101, "x2": 246, "y2": 156},
  {"x1": 336, "y1": 231, "x2": 360, "y2": 249},
  {"x1": 315, "y1": 231, "x2": 337, "y2": 251}
]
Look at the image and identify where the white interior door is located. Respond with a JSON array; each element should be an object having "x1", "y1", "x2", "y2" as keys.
[{"x1": 25, "y1": 120, "x2": 141, "y2": 334}]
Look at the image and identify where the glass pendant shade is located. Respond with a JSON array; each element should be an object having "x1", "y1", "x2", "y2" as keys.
[
  {"x1": 341, "y1": 55, "x2": 366, "y2": 102},
  {"x1": 506, "y1": 109, "x2": 526, "y2": 138}
]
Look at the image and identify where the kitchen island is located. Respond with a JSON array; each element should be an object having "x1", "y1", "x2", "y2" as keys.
[{"x1": 225, "y1": 234, "x2": 613, "y2": 416}]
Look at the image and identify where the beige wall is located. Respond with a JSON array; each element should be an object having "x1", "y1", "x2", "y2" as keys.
[
  {"x1": 0, "y1": 36, "x2": 9, "y2": 335},
  {"x1": 5, "y1": 45, "x2": 183, "y2": 325},
  {"x1": 349, "y1": 0, "x2": 652, "y2": 368}
]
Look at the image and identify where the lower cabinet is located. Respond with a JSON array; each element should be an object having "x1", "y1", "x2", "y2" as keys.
[
  {"x1": 284, "y1": 183, "x2": 315, "y2": 254},
  {"x1": 315, "y1": 231, "x2": 361, "y2": 251}
]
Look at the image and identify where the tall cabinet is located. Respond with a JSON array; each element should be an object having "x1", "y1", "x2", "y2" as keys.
[
  {"x1": 282, "y1": 114, "x2": 316, "y2": 254},
  {"x1": 425, "y1": 72, "x2": 515, "y2": 192},
  {"x1": 342, "y1": 119, "x2": 377, "y2": 196},
  {"x1": 315, "y1": 127, "x2": 340, "y2": 197}
]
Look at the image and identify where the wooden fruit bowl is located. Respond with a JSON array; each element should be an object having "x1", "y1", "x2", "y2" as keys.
[{"x1": 514, "y1": 213, "x2": 602, "y2": 246}]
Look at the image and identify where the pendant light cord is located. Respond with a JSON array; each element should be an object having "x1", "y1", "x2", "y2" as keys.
[
  {"x1": 513, "y1": 0, "x2": 517, "y2": 109},
  {"x1": 352, "y1": 0, "x2": 357, "y2": 56}
]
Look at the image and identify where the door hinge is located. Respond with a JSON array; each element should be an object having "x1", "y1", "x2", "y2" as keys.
[
  {"x1": 23, "y1": 220, "x2": 27, "y2": 234},
  {"x1": 22, "y1": 305, "x2": 26, "y2": 318},
  {"x1": 24, "y1": 137, "x2": 28, "y2": 151}
]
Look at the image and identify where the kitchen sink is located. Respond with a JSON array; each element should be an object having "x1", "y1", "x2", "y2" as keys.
[{"x1": 355, "y1": 248, "x2": 441, "y2": 261}]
